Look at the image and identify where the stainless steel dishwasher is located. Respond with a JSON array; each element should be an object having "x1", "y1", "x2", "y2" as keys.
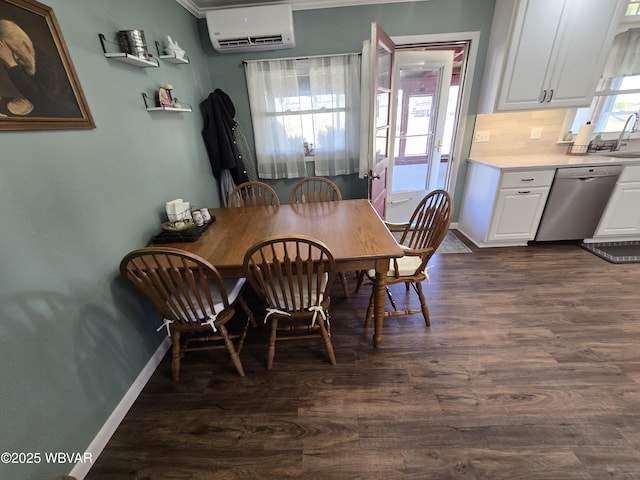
[{"x1": 535, "y1": 165, "x2": 624, "y2": 241}]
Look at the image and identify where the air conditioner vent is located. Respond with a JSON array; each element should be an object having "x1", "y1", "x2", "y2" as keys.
[
  {"x1": 217, "y1": 35, "x2": 284, "y2": 50},
  {"x1": 253, "y1": 35, "x2": 283, "y2": 45}
]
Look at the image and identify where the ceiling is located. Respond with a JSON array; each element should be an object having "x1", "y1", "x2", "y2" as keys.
[{"x1": 176, "y1": 0, "x2": 428, "y2": 18}]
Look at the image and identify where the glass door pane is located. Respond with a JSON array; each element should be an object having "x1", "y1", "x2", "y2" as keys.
[{"x1": 390, "y1": 60, "x2": 446, "y2": 193}]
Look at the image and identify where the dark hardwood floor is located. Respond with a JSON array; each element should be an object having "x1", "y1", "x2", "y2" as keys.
[{"x1": 86, "y1": 233, "x2": 640, "y2": 480}]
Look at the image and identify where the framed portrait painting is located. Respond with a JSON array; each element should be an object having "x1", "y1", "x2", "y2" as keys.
[{"x1": 0, "y1": 0, "x2": 94, "y2": 130}]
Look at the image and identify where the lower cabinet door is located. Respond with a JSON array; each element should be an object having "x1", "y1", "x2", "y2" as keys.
[
  {"x1": 594, "y1": 182, "x2": 640, "y2": 237},
  {"x1": 488, "y1": 187, "x2": 550, "y2": 241}
]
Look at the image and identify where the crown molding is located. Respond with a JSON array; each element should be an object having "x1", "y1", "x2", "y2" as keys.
[{"x1": 177, "y1": 0, "x2": 428, "y2": 18}]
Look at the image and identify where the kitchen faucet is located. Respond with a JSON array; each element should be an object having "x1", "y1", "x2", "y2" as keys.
[{"x1": 614, "y1": 113, "x2": 639, "y2": 151}]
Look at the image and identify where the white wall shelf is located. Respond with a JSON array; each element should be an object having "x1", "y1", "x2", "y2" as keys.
[
  {"x1": 145, "y1": 106, "x2": 193, "y2": 112},
  {"x1": 158, "y1": 54, "x2": 190, "y2": 64},
  {"x1": 155, "y1": 41, "x2": 190, "y2": 64},
  {"x1": 104, "y1": 52, "x2": 159, "y2": 68},
  {"x1": 99, "y1": 34, "x2": 159, "y2": 67},
  {"x1": 141, "y1": 93, "x2": 192, "y2": 112}
]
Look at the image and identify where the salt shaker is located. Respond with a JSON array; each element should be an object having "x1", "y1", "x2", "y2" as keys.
[
  {"x1": 200, "y1": 208, "x2": 211, "y2": 223},
  {"x1": 192, "y1": 210, "x2": 204, "y2": 227}
]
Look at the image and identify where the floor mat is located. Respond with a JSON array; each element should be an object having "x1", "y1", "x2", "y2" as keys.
[
  {"x1": 581, "y1": 241, "x2": 640, "y2": 263},
  {"x1": 392, "y1": 230, "x2": 471, "y2": 254}
]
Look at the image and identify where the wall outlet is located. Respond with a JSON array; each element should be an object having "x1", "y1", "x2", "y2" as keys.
[
  {"x1": 474, "y1": 130, "x2": 490, "y2": 142},
  {"x1": 530, "y1": 127, "x2": 543, "y2": 139}
]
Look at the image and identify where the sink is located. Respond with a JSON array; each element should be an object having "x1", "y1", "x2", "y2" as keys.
[{"x1": 601, "y1": 151, "x2": 640, "y2": 158}]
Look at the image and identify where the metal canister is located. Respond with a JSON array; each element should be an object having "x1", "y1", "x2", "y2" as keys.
[{"x1": 117, "y1": 30, "x2": 149, "y2": 59}]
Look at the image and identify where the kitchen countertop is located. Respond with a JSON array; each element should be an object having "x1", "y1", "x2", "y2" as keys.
[{"x1": 468, "y1": 153, "x2": 640, "y2": 170}]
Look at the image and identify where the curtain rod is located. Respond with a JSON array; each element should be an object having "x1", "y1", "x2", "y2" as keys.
[{"x1": 242, "y1": 52, "x2": 360, "y2": 65}]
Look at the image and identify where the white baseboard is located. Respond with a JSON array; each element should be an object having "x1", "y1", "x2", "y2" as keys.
[{"x1": 69, "y1": 337, "x2": 171, "y2": 479}]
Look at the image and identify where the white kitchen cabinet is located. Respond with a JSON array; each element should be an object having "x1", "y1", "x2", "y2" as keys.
[
  {"x1": 478, "y1": 0, "x2": 625, "y2": 113},
  {"x1": 488, "y1": 186, "x2": 551, "y2": 241},
  {"x1": 592, "y1": 165, "x2": 640, "y2": 240},
  {"x1": 458, "y1": 163, "x2": 555, "y2": 247}
]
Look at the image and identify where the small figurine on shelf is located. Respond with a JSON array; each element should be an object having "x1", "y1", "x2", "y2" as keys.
[
  {"x1": 158, "y1": 84, "x2": 173, "y2": 108},
  {"x1": 303, "y1": 141, "x2": 315, "y2": 156},
  {"x1": 164, "y1": 36, "x2": 186, "y2": 60}
]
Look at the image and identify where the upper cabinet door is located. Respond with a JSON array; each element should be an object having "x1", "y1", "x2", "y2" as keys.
[
  {"x1": 546, "y1": 0, "x2": 625, "y2": 108},
  {"x1": 479, "y1": 0, "x2": 626, "y2": 113},
  {"x1": 498, "y1": 0, "x2": 564, "y2": 109}
]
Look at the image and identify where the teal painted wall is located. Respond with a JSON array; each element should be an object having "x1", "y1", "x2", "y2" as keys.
[
  {"x1": 199, "y1": 0, "x2": 495, "y2": 207},
  {"x1": 0, "y1": 1, "x2": 494, "y2": 478},
  {"x1": 0, "y1": 1, "x2": 213, "y2": 478}
]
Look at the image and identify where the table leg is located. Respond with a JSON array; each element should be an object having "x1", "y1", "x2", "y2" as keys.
[{"x1": 373, "y1": 258, "x2": 390, "y2": 347}]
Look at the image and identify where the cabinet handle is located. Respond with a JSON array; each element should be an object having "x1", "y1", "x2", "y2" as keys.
[
  {"x1": 547, "y1": 89, "x2": 554, "y2": 102},
  {"x1": 521, "y1": 178, "x2": 535, "y2": 182},
  {"x1": 539, "y1": 90, "x2": 547, "y2": 103},
  {"x1": 518, "y1": 190, "x2": 531, "y2": 194}
]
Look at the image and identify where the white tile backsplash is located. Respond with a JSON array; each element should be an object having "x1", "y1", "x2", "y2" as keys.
[{"x1": 470, "y1": 109, "x2": 568, "y2": 158}]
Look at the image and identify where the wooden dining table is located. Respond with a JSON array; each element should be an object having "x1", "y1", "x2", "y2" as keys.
[{"x1": 155, "y1": 199, "x2": 403, "y2": 347}]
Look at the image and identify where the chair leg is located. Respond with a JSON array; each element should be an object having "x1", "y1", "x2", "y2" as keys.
[
  {"x1": 317, "y1": 317, "x2": 336, "y2": 365},
  {"x1": 171, "y1": 331, "x2": 181, "y2": 382},
  {"x1": 340, "y1": 272, "x2": 349, "y2": 297},
  {"x1": 413, "y1": 281, "x2": 431, "y2": 326},
  {"x1": 386, "y1": 286, "x2": 398, "y2": 311},
  {"x1": 355, "y1": 270, "x2": 366, "y2": 293},
  {"x1": 236, "y1": 297, "x2": 255, "y2": 355},
  {"x1": 218, "y1": 324, "x2": 245, "y2": 377},
  {"x1": 267, "y1": 318, "x2": 278, "y2": 370},
  {"x1": 364, "y1": 292, "x2": 375, "y2": 328}
]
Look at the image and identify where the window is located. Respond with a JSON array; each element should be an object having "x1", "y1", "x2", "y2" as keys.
[
  {"x1": 571, "y1": 75, "x2": 640, "y2": 136},
  {"x1": 393, "y1": 92, "x2": 433, "y2": 163},
  {"x1": 567, "y1": 15, "x2": 640, "y2": 141},
  {"x1": 244, "y1": 54, "x2": 360, "y2": 179},
  {"x1": 626, "y1": 0, "x2": 640, "y2": 17}
]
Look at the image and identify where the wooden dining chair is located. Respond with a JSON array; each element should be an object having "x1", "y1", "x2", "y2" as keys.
[
  {"x1": 120, "y1": 247, "x2": 255, "y2": 381},
  {"x1": 357, "y1": 189, "x2": 453, "y2": 327},
  {"x1": 289, "y1": 177, "x2": 342, "y2": 204},
  {"x1": 227, "y1": 181, "x2": 280, "y2": 207},
  {"x1": 289, "y1": 176, "x2": 349, "y2": 297},
  {"x1": 243, "y1": 235, "x2": 337, "y2": 369}
]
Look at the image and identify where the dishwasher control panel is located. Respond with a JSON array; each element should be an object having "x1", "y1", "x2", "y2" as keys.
[{"x1": 554, "y1": 165, "x2": 624, "y2": 179}]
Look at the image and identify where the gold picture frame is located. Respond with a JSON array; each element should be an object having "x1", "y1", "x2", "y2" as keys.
[{"x1": 0, "y1": 0, "x2": 95, "y2": 130}]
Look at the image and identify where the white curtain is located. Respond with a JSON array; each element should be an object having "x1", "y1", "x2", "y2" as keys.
[
  {"x1": 244, "y1": 54, "x2": 360, "y2": 179},
  {"x1": 603, "y1": 28, "x2": 640, "y2": 78}
]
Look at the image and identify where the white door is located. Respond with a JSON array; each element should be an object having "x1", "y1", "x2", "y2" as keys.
[{"x1": 386, "y1": 50, "x2": 453, "y2": 222}]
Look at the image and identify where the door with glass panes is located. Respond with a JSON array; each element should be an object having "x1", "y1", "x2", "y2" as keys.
[{"x1": 385, "y1": 50, "x2": 453, "y2": 222}]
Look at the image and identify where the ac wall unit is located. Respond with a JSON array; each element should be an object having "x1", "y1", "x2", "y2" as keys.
[{"x1": 206, "y1": 4, "x2": 296, "y2": 54}]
